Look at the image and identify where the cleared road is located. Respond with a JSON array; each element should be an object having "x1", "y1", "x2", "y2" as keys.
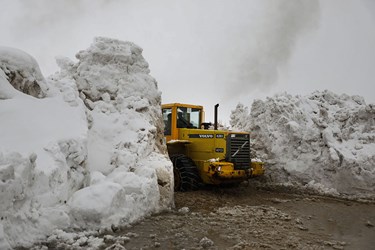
[{"x1": 108, "y1": 184, "x2": 375, "y2": 250}]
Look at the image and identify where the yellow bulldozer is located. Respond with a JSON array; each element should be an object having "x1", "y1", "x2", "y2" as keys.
[{"x1": 162, "y1": 103, "x2": 264, "y2": 191}]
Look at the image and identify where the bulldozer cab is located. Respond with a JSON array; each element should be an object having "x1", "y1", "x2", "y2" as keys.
[{"x1": 162, "y1": 103, "x2": 204, "y2": 142}]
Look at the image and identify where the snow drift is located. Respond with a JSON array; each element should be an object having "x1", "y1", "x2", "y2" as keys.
[
  {"x1": 231, "y1": 91, "x2": 375, "y2": 199},
  {"x1": 0, "y1": 38, "x2": 173, "y2": 249}
]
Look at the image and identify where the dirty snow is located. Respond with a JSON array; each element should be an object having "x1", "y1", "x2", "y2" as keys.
[
  {"x1": 0, "y1": 46, "x2": 49, "y2": 98},
  {"x1": 231, "y1": 91, "x2": 375, "y2": 199},
  {"x1": 0, "y1": 38, "x2": 173, "y2": 249}
]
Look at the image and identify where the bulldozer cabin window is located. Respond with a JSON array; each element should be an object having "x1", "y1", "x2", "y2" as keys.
[
  {"x1": 177, "y1": 107, "x2": 200, "y2": 129},
  {"x1": 163, "y1": 108, "x2": 172, "y2": 135}
]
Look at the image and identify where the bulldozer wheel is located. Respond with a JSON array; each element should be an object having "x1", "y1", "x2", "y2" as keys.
[{"x1": 170, "y1": 154, "x2": 201, "y2": 191}]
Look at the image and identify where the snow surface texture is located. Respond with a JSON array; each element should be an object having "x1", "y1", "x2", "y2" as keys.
[
  {"x1": 231, "y1": 91, "x2": 375, "y2": 199},
  {"x1": 0, "y1": 38, "x2": 173, "y2": 249}
]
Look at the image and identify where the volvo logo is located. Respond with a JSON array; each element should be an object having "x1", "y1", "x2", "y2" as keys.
[{"x1": 188, "y1": 134, "x2": 214, "y2": 138}]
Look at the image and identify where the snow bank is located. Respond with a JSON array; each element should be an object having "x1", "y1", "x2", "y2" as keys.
[
  {"x1": 0, "y1": 47, "x2": 88, "y2": 248},
  {"x1": 231, "y1": 91, "x2": 375, "y2": 199},
  {"x1": 0, "y1": 38, "x2": 173, "y2": 249}
]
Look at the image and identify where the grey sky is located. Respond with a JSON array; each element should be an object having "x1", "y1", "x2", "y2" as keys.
[{"x1": 1, "y1": 0, "x2": 374, "y2": 124}]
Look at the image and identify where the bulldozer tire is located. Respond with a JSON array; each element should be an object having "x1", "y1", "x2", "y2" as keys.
[{"x1": 170, "y1": 154, "x2": 201, "y2": 191}]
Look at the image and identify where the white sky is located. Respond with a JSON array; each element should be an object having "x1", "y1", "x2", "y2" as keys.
[{"x1": 1, "y1": 0, "x2": 374, "y2": 124}]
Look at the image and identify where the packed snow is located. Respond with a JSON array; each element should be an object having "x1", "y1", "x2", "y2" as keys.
[
  {"x1": 0, "y1": 38, "x2": 173, "y2": 249},
  {"x1": 231, "y1": 91, "x2": 375, "y2": 199}
]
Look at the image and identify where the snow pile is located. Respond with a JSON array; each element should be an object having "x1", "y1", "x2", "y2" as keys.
[
  {"x1": 231, "y1": 91, "x2": 375, "y2": 199},
  {"x1": 0, "y1": 38, "x2": 173, "y2": 249},
  {"x1": 0, "y1": 47, "x2": 48, "y2": 98},
  {"x1": 53, "y1": 37, "x2": 173, "y2": 228}
]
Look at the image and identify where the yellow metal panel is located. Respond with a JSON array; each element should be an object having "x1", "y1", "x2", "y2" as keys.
[
  {"x1": 196, "y1": 161, "x2": 250, "y2": 185},
  {"x1": 251, "y1": 161, "x2": 265, "y2": 176},
  {"x1": 162, "y1": 103, "x2": 203, "y2": 110},
  {"x1": 178, "y1": 129, "x2": 229, "y2": 161}
]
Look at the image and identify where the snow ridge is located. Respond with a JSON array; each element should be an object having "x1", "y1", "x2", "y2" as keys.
[{"x1": 231, "y1": 91, "x2": 375, "y2": 198}]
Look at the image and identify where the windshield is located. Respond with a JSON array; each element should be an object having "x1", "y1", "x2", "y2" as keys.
[
  {"x1": 177, "y1": 107, "x2": 201, "y2": 129},
  {"x1": 162, "y1": 108, "x2": 172, "y2": 135}
]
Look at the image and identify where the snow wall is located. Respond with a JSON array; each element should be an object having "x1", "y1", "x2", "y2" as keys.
[
  {"x1": 0, "y1": 37, "x2": 173, "y2": 249},
  {"x1": 231, "y1": 91, "x2": 375, "y2": 199}
]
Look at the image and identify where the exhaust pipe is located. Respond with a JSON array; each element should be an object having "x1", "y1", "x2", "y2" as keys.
[{"x1": 214, "y1": 103, "x2": 219, "y2": 130}]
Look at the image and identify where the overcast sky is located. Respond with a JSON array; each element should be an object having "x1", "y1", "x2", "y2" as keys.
[{"x1": 1, "y1": 0, "x2": 374, "y2": 124}]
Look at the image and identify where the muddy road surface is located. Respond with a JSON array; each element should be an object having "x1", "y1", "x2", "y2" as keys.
[
  {"x1": 104, "y1": 184, "x2": 375, "y2": 250},
  {"x1": 25, "y1": 184, "x2": 375, "y2": 250}
]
